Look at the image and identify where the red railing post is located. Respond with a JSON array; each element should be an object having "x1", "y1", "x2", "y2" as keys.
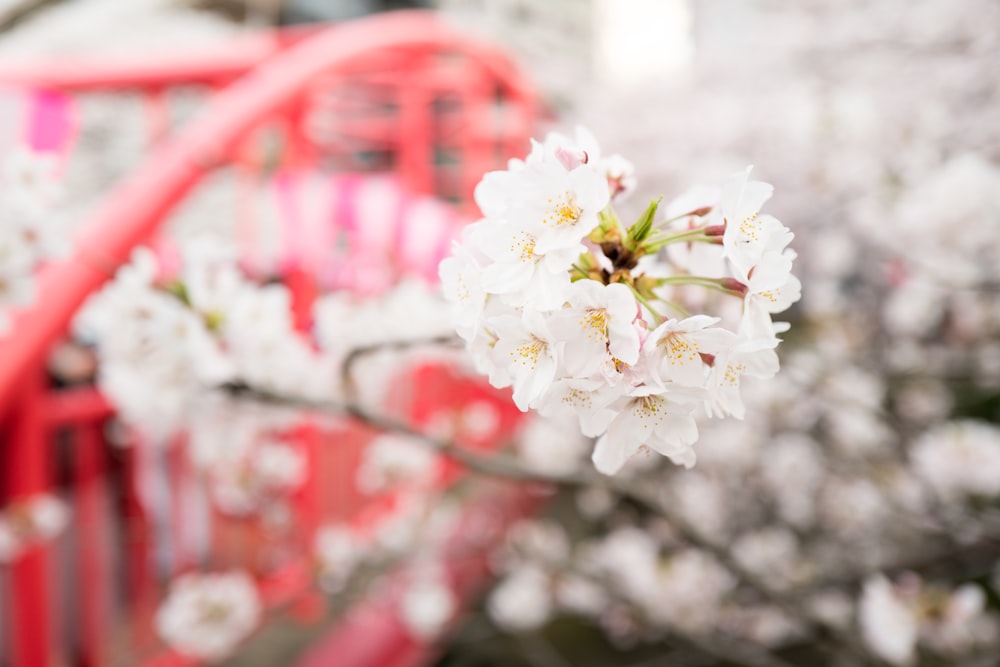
[
  {"x1": 75, "y1": 421, "x2": 109, "y2": 667},
  {"x1": 397, "y1": 60, "x2": 434, "y2": 196},
  {"x1": 2, "y1": 367, "x2": 54, "y2": 667}
]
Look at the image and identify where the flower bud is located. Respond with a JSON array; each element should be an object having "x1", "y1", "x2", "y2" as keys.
[
  {"x1": 719, "y1": 278, "x2": 748, "y2": 297},
  {"x1": 625, "y1": 198, "x2": 661, "y2": 251}
]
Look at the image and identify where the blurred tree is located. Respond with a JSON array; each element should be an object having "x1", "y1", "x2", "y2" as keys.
[
  {"x1": 0, "y1": 0, "x2": 62, "y2": 31},
  {"x1": 280, "y1": 0, "x2": 431, "y2": 24}
]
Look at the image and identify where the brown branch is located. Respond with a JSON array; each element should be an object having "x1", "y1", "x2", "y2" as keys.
[
  {"x1": 217, "y1": 334, "x2": 883, "y2": 665},
  {"x1": 0, "y1": 0, "x2": 63, "y2": 32},
  {"x1": 226, "y1": 378, "x2": 878, "y2": 665}
]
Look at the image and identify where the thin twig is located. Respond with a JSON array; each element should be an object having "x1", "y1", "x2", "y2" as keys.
[
  {"x1": 228, "y1": 378, "x2": 876, "y2": 665},
  {"x1": 221, "y1": 335, "x2": 882, "y2": 665}
]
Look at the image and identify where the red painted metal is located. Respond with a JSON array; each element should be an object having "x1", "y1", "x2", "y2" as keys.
[
  {"x1": 2, "y1": 370, "x2": 53, "y2": 667},
  {"x1": 0, "y1": 10, "x2": 535, "y2": 408},
  {"x1": 42, "y1": 386, "x2": 113, "y2": 426},
  {"x1": 296, "y1": 483, "x2": 541, "y2": 667},
  {"x1": 75, "y1": 421, "x2": 109, "y2": 667},
  {"x1": 0, "y1": 28, "x2": 317, "y2": 91},
  {"x1": 0, "y1": 10, "x2": 538, "y2": 667}
]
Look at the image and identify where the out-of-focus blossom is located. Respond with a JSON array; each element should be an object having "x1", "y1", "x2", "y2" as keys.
[
  {"x1": 859, "y1": 574, "x2": 997, "y2": 664},
  {"x1": 356, "y1": 433, "x2": 441, "y2": 494},
  {"x1": 0, "y1": 147, "x2": 66, "y2": 332},
  {"x1": 315, "y1": 524, "x2": 366, "y2": 594},
  {"x1": 859, "y1": 576, "x2": 918, "y2": 666},
  {"x1": 399, "y1": 568, "x2": 456, "y2": 639},
  {"x1": 911, "y1": 421, "x2": 1000, "y2": 500},
  {"x1": 515, "y1": 412, "x2": 590, "y2": 477},
  {"x1": 155, "y1": 570, "x2": 261, "y2": 661},
  {"x1": 0, "y1": 495, "x2": 69, "y2": 563},
  {"x1": 488, "y1": 564, "x2": 553, "y2": 632}
]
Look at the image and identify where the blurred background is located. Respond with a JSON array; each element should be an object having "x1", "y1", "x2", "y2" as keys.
[{"x1": 0, "y1": 1, "x2": 999, "y2": 666}]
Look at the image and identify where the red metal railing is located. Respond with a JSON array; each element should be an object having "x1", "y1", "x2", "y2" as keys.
[{"x1": 0, "y1": 10, "x2": 536, "y2": 666}]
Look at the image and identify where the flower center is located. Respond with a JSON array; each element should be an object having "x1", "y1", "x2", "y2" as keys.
[
  {"x1": 739, "y1": 210, "x2": 762, "y2": 242},
  {"x1": 660, "y1": 332, "x2": 699, "y2": 365},
  {"x1": 579, "y1": 308, "x2": 608, "y2": 341},
  {"x1": 199, "y1": 600, "x2": 232, "y2": 624},
  {"x1": 455, "y1": 273, "x2": 470, "y2": 302},
  {"x1": 543, "y1": 190, "x2": 582, "y2": 227},
  {"x1": 509, "y1": 231, "x2": 538, "y2": 263},
  {"x1": 511, "y1": 336, "x2": 546, "y2": 370},
  {"x1": 562, "y1": 388, "x2": 593, "y2": 409},
  {"x1": 631, "y1": 395, "x2": 666, "y2": 428},
  {"x1": 757, "y1": 289, "x2": 779, "y2": 304},
  {"x1": 722, "y1": 362, "x2": 745, "y2": 387}
]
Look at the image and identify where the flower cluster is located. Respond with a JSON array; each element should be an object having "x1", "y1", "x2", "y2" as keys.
[
  {"x1": 860, "y1": 574, "x2": 998, "y2": 665},
  {"x1": 155, "y1": 570, "x2": 261, "y2": 661},
  {"x1": 76, "y1": 240, "x2": 456, "y2": 440},
  {"x1": 0, "y1": 147, "x2": 65, "y2": 332},
  {"x1": 0, "y1": 494, "x2": 68, "y2": 563},
  {"x1": 440, "y1": 128, "x2": 799, "y2": 474}
]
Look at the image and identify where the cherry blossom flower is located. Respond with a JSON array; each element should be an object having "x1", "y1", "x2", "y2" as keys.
[
  {"x1": 719, "y1": 167, "x2": 782, "y2": 274},
  {"x1": 472, "y1": 219, "x2": 581, "y2": 310},
  {"x1": 315, "y1": 524, "x2": 366, "y2": 593},
  {"x1": 438, "y1": 242, "x2": 487, "y2": 341},
  {"x1": 356, "y1": 433, "x2": 440, "y2": 494},
  {"x1": 0, "y1": 495, "x2": 69, "y2": 563},
  {"x1": 644, "y1": 315, "x2": 732, "y2": 388},
  {"x1": 399, "y1": 568, "x2": 457, "y2": 639},
  {"x1": 704, "y1": 335, "x2": 780, "y2": 419},
  {"x1": 155, "y1": 570, "x2": 261, "y2": 661},
  {"x1": 442, "y1": 129, "x2": 797, "y2": 475},
  {"x1": 0, "y1": 147, "x2": 66, "y2": 331},
  {"x1": 479, "y1": 160, "x2": 609, "y2": 254},
  {"x1": 488, "y1": 564, "x2": 553, "y2": 632},
  {"x1": 911, "y1": 420, "x2": 1000, "y2": 500},
  {"x1": 490, "y1": 310, "x2": 563, "y2": 411},
  {"x1": 548, "y1": 280, "x2": 641, "y2": 377},
  {"x1": 591, "y1": 389, "x2": 699, "y2": 474}
]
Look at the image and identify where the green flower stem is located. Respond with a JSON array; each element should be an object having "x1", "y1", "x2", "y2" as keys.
[
  {"x1": 652, "y1": 209, "x2": 709, "y2": 230},
  {"x1": 655, "y1": 275, "x2": 746, "y2": 297},
  {"x1": 642, "y1": 229, "x2": 714, "y2": 253},
  {"x1": 629, "y1": 284, "x2": 665, "y2": 325}
]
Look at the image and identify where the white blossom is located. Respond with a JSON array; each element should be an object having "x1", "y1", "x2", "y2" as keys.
[
  {"x1": 488, "y1": 565, "x2": 553, "y2": 632},
  {"x1": 0, "y1": 495, "x2": 69, "y2": 563},
  {"x1": 441, "y1": 129, "x2": 796, "y2": 475},
  {"x1": 356, "y1": 433, "x2": 440, "y2": 494},
  {"x1": 155, "y1": 570, "x2": 261, "y2": 661},
  {"x1": 911, "y1": 421, "x2": 1000, "y2": 500},
  {"x1": 400, "y1": 569, "x2": 456, "y2": 639},
  {"x1": 315, "y1": 524, "x2": 365, "y2": 593},
  {"x1": 858, "y1": 575, "x2": 918, "y2": 666}
]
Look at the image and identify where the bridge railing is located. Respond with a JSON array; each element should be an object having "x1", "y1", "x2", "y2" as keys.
[{"x1": 0, "y1": 11, "x2": 537, "y2": 666}]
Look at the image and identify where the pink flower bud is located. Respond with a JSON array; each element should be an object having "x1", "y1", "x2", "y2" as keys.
[{"x1": 719, "y1": 278, "x2": 748, "y2": 296}]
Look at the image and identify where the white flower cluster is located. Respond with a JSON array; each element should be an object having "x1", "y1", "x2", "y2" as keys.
[
  {"x1": 486, "y1": 520, "x2": 737, "y2": 638},
  {"x1": 859, "y1": 574, "x2": 998, "y2": 665},
  {"x1": 314, "y1": 496, "x2": 466, "y2": 639},
  {"x1": 77, "y1": 240, "x2": 456, "y2": 441},
  {"x1": 0, "y1": 147, "x2": 66, "y2": 332},
  {"x1": 440, "y1": 128, "x2": 799, "y2": 474},
  {"x1": 911, "y1": 420, "x2": 1000, "y2": 501},
  {"x1": 155, "y1": 569, "x2": 261, "y2": 661},
  {"x1": 0, "y1": 494, "x2": 68, "y2": 563},
  {"x1": 399, "y1": 566, "x2": 457, "y2": 639},
  {"x1": 355, "y1": 433, "x2": 441, "y2": 495},
  {"x1": 75, "y1": 247, "x2": 237, "y2": 437}
]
